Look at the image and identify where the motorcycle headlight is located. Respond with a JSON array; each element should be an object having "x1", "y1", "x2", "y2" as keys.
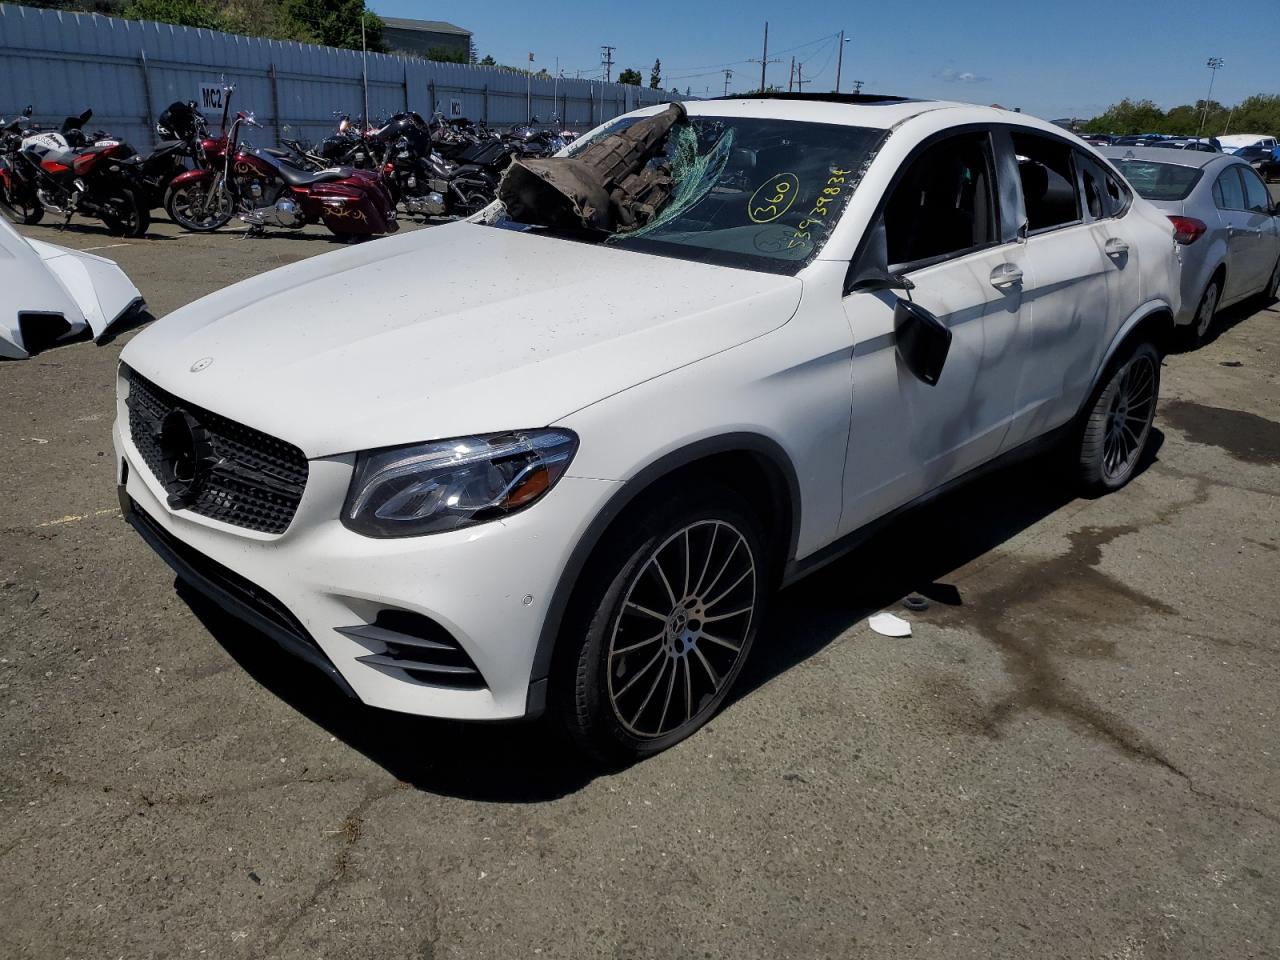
[{"x1": 342, "y1": 429, "x2": 578, "y2": 538}]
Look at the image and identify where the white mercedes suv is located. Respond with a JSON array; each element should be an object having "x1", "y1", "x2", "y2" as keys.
[{"x1": 113, "y1": 95, "x2": 1181, "y2": 761}]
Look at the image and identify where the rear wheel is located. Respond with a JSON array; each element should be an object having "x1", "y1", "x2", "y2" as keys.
[
  {"x1": 556, "y1": 485, "x2": 769, "y2": 763},
  {"x1": 1180, "y1": 277, "x2": 1220, "y2": 349},
  {"x1": 164, "y1": 181, "x2": 232, "y2": 232},
  {"x1": 1078, "y1": 342, "x2": 1160, "y2": 494},
  {"x1": 1264, "y1": 256, "x2": 1280, "y2": 303},
  {"x1": 101, "y1": 187, "x2": 149, "y2": 238}
]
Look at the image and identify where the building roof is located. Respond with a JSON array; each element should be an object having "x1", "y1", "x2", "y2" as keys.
[{"x1": 381, "y1": 17, "x2": 471, "y2": 37}]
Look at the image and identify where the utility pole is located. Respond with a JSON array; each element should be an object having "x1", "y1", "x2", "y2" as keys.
[
  {"x1": 747, "y1": 21, "x2": 780, "y2": 94},
  {"x1": 835, "y1": 30, "x2": 850, "y2": 94},
  {"x1": 722, "y1": 69, "x2": 734, "y2": 97},
  {"x1": 360, "y1": 14, "x2": 369, "y2": 128},
  {"x1": 795, "y1": 60, "x2": 808, "y2": 92},
  {"x1": 601, "y1": 45, "x2": 615, "y2": 84},
  {"x1": 1198, "y1": 57, "x2": 1223, "y2": 139},
  {"x1": 851, "y1": 79, "x2": 864, "y2": 94},
  {"x1": 788, "y1": 56, "x2": 795, "y2": 92}
]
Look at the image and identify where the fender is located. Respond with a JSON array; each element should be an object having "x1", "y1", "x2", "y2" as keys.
[
  {"x1": 524, "y1": 432, "x2": 801, "y2": 716},
  {"x1": 1085, "y1": 298, "x2": 1175, "y2": 404},
  {"x1": 167, "y1": 167, "x2": 217, "y2": 191}
]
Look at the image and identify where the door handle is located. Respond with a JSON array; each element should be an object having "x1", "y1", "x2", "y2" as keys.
[
  {"x1": 1105, "y1": 237, "x2": 1129, "y2": 257},
  {"x1": 989, "y1": 263, "x2": 1023, "y2": 288}
]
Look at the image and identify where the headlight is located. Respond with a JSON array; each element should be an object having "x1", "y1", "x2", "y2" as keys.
[{"x1": 342, "y1": 429, "x2": 578, "y2": 538}]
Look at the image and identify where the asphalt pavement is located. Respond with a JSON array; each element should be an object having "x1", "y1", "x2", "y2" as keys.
[{"x1": 1, "y1": 211, "x2": 1277, "y2": 959}]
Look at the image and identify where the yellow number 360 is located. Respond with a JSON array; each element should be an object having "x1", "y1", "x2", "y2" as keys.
[{"x1": 747, "y1": 173, "x2": 799, "y2": 223}]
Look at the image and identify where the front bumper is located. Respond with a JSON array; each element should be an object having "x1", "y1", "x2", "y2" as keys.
[{"x1": 112, "y1": 410, "x2": 618, "y2": 721}]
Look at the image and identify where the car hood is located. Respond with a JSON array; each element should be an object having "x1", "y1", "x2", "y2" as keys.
[{"x1": 121, "y1": 223, "x2": 802, "y2": 457}]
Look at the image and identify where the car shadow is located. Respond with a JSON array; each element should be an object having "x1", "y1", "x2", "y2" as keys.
[
  {"x1": 181, "y1": 431, "x2": 1164, "y2": 803},
  {"x1": 1167, "y1": 293, "x2": 1278, "y2": 354}
]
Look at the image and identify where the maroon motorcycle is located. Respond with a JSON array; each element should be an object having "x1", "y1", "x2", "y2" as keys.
[{"x1": 164, "y1": 111, "x2": 396, "y2": 240}]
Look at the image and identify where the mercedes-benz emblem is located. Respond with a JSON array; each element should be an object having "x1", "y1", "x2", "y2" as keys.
[
  {"x1": 190, "y1": 357, "x2": 213, "y2": 373},
  {"x1": 158, "y1": 408, "x2": 215, "y2": 509}
]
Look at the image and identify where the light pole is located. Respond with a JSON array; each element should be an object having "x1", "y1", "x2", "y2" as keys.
[
  {"x1": 1197, "y1": 57, "x2": 1223, "y2": 139},
  {"x1": 835, "y1": 31, "x2": 850, "y2": 93}
]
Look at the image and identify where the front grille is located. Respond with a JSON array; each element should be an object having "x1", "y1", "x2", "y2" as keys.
[{"x1": 125, "y1": 368, "x2": 308, "y2": 534}]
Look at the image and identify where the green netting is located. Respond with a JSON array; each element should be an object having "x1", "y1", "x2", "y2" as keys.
[{"x1": 608, "y1": 123, "x2": 736, "y2": 241}]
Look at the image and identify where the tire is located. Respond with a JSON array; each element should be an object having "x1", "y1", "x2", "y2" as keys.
[
  {"x1": 101, "y1": 187, "x2": 149, "y2": 238},
  {"x1": 556, "y1": 484, "x2": 770, "y2": 763},
  {"x1": 1078, "y1": 341, "x2": 1160, "y2": 495},
  {"x1": 1264, "y1": 256, "x2": 1280, "y2": 304},
  {"x1": 164, "y1": 181, "x2": 232, "y2": 232},
  {"x1": 1179, "y1": 276, "x2": 1221, "y2": 349},
  {"x1": 0, "y1": 184, "x2": 43, "y2": 225}
]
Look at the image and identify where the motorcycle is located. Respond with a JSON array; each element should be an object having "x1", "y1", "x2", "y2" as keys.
[
  {"x1": 377, "y1": 110, "x2": 509, "y2": 219},
  {"x1": 164, "y1": 110, "x2": 397, "y2": 240},
  {"x1": 128, "y1": 100, "x2": 222, "y2": 212},
  {"x1": 0, "y1": 107, "x2": 43, "y2": 224},
  {"x1": 0, "y1": 107, "x2": 149, "y2": 236}
]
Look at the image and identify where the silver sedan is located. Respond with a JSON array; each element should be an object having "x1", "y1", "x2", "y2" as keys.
[{"x1": 1101, "y1": 146, "x2": 1280, "y2": 346}]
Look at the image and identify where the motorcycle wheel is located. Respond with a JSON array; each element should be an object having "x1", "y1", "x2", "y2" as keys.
[
  {"x1": 164, "y1": 181, "x2": 233, "y2": 232},
  {"x1": 101, "y1": 187, "x2": 150, "y2": 238},
  {"x1": 457, "y1": 188, "x2": 493, "y2": 217},
  {"x1": 0, "y1": 186, "x2": 44, "y2": 225}
]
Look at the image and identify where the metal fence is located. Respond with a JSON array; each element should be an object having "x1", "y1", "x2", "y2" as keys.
[{"x1": 0, "y1": 3, "x2": 678, "y2": 150}]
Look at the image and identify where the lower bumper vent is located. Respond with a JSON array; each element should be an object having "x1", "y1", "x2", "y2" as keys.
[{"x1": 339, "y1": 610, "x2": 486, "y2": 690}]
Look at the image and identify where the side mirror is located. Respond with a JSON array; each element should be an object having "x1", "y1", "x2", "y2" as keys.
[
  {"x1": 846, "y1": 220, "x2": 915, "y2": 294},
  {"x1": 895, "y1": 299, "x2": 952, "y2": 386}
]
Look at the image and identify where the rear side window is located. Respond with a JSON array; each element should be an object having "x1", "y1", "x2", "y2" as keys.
[
  {"x1": 1110, "y1": 160, "x2": 1202, "y2": 201},
  {"x1": 1240, "y1": 167, "x2": 1271, "y2": 213},
  {"x1": 1213, "y1": 169, "x2": 1246, "y2": 210},
  {"x1": 883, "y1": 131, "x2": 998, "y2": 268},
  {"x1": 1011, "y1": 131, "x2": 1079, "y2": 232}
]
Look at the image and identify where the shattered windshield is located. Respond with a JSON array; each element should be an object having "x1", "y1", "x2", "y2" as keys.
[{"x1": 494, "y1": 113, "x2": 885, "y2": 275}]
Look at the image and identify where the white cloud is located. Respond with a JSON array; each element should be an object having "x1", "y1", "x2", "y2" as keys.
[{"x1": 935, "y1": 65, "x2": 990, "y2": 84}]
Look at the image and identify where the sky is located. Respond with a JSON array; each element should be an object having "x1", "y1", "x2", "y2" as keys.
[{"x1": 369, "y1": 0, "x2": 1276, "y2": 121}]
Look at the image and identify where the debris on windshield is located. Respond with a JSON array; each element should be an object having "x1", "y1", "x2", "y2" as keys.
[
  {"x1": 497, "y1": 103, "x2": 688, "y2": 235},
  {"x1": 868, "y1": 611, "x2": 912, "y2": 638}
]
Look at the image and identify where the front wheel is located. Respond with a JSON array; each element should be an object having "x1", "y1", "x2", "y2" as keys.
[
  {"x1": 556, "y1": 485, "x2": 769, "y2": 763},
  {"x1": 0, "y1": 183, "x2": 43, "y2": 225},
  {"x1": 100, "y1": 186, "x2": 149, "y2": 238},
  {"x1": 1078, "y1": 342, "x2": 1160, "y2": 494},
  {"x1": 164, "y1": 180, "x2": 232, "y2": 232}
]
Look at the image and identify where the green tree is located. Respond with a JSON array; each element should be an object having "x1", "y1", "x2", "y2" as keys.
[
  {"x1": 1226, "y1": 94, "x2": 1280, "y2": 137},
  {"x1": 649, "y1": 59, "x2": 661, "y2": 89},
  {"x1": 1081, "y1": 98, "x2": 1165, "y2": 135},
  {"x1": 617, "y1": 67, "x2": 642, "y2": 86},
  {"x1": 122, "y1": 0, "x2": 227, "y2": 30},
  {"x1": 279, "y1": 0, "x2": 384, "y2": 51},
  {"x1": 423, "y1": 45, "x2": 468, "y2": 64},
  {"x1": 479, "y1": 54, "x2": 496, "y2": 66}
]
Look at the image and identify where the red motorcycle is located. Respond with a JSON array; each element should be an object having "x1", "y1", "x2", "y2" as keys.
[{"x1": 164, "y1": 111, "x2": 397, "y2": 240}]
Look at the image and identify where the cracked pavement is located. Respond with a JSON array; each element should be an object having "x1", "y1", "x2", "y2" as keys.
[{"x1": 1, "y1": 215, "x2": 1278, "y2": 959}]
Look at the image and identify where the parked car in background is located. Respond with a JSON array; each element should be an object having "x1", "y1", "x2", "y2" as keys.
[
  {"x1": 1102, "y1": 145, "x2": 1280, "y2": 346},
  {"x1": 1082, "y1": 133, "x2": 1115, "y2": 147},
  {"x1": 1232, "y1": 145, "x2": 1280, "y2": 181},
  {"x1": 1219, "y1": 134, "x2": 1278, "y2": 153},
  {"x1": 1114, "y1": 133, "x2": 1167, "y2": 147},
  {"x1": 115, "y1": 96, "x2": 1182, "y2": 760},
  {"x1": 1156, "y1": 138, "x2": 1221, "y2": 153}
]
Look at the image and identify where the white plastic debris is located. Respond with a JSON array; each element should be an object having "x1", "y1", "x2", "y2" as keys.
[{"x1": 869, "y1": 611, "x2": 912, "y2": 638}]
